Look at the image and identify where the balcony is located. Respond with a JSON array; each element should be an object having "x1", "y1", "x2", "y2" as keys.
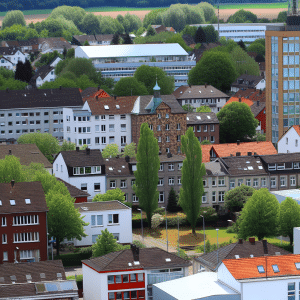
[{"x1": 147, "y1": 273, "x2": 184, "y2": 285}]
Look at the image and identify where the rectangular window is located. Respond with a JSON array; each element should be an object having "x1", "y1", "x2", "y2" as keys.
[
  {"x1": 168, "y1": 163, "x2": 174, "y2": 171},
  {"x1": 108, "y1": 275, "x2": 114, "y2": 284},
  {"x1": 280, "y1": 176, "x2": 286, "y2": 187},
  {"x1": 168, "y1": 177, "x2": 175, "y2": 185},
  {"x1": 218, "y1": 191, "x2": 225, "y2": 202},
  {"x1": 95, "y1": 137, "x2": 100, "y2": 144},
  {"x1": 177, "y1": 135, "x2": 180, "y2": 142},
  {"x1": 13, "y1": 232, "x2": 39, "y2": 242},
  {"x1": 202, "y1": 193, "x2": 207, "y2": 203},
  {"x1": 131, "y1": 179, "x2": 136, "y2": 187},
  {"x1": 120, "y1": 115, "x2": 126, "y2": 120},
  {"x1": 178, "y1": 177, "x2": 181, "y2": 185},
  {"x1": 158, "y1": 178, "x2": 163, "y2": 186},
  {"x1": 121, "y1": 136, "x2": 126, "y2": 146},
  {"x1": 121, "y1": 124, "x2": 126, "y2": 132},
  {"x1": 288, "y1": 282, "x2": 295, "y2": 300},
  {"x1": 2, "y1": 234, "x2": 7, "y2": 244},
  {"x1": 91, "y1": 215, "x2": 103, "y2": 226},
  {"x1": 246, "y1": 179, "x2": 251, "y2": 186},
  {"x1": 109, "y1": 136, "x2": 115, "y2": 143},
  {"x1": 197, "y1": 125, "x2": 201, "y2": 132},
  {"x1": 108, "y1": 214, "x2": 119, "y2": 224},
  {"x1": 110, "y1": 180, "x2": 116, "y2": 188},
  {"x1": 212, "y1": 178, "x2": 216, "y2": 186},
  {"x1": 95, "y1": 125, "x2": 99, "y2": 132},
  {"x1": 101, "y1": 115, "x2": 106, "y2": 120},
  {"x1": 210, "y1": 124, "x2": 215, "y2": 132},
  {"x1": 203, "y1": 180, "x2": 207, "y2": 187},
  {"x1": 218, "y1": 177, "x2": 225, "y2": 186},
  {"x1": 165, "y1": 124, "x2": 170, "y2": 131},
  {"x1": 92, "y1": 235, "x2": 99, "y2": 244},
  {"x1": 101, "y1": 125, "x2": 106, "y2": 132},
  {"x1": 130, "y1": 274, "x2": 136, "y2": 282},
  {"x1": 271, "y1": 177, "x2": 276, "y2": 188},
  {"x1": 120, "y1": 180, "x2": 127, "y2": 188},
  {"x1": 177, "y1": 123, "x2": 181, "y2": 130},
  {"x1": 132, "y1": 194, "x2": 139, "y2": 202},
  {"x1": 261, "y1": 178, "x2": 267, "y2": 187},
  {"x1": 159, "y1": 163, "x2": 164, "y2": 171},
  {"x1": 166, "y1": 136, "x2": 170, "y2": 142},
  {"x1": 101, "y1": 137, "x2": 106, "y2": 144},
  {"x1": 230, "y1": 179, "x2": 235, "y2": 189},
  {"x1": 109, "y1": 124, "x2": 115, "y2": 132},
  {"x1": 238, "y1": 179, "x2": 243, "y2": 186},
  {"x1": 204, "y1": 125, "x2": 208, "y2": 132},
  {"x1": 290, "y1": 176, "x2": 296, "y2": 186},
  {"x1": 3, "y1": 251, "x2": 8, "y2": 261},
  {"x1": 159, "y1": 191, "x2": 164, "y2": 203},
  {"x1": 81, "y1": 183, "x2": 87, "y2": 191},
  {"x1": 94, "y1": 183, "x2": 100, "y2": 191},
  {"x1": 253, "y1": 178, "x2": 258, "y2": 188},
  {"x1": 2, "y1": 217, "x2": 6, "y2": 226},
  {"x1": 212, "y1": 191, "x2": 216, "y2": 202},
  {"x1": 109, "y1": 115, "x2": 114, "y2": 120}
]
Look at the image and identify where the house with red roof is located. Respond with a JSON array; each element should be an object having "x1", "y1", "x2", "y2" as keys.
[
  {"x1": 225, "y1": 96, "x2": 266, "y2": 133},
  {"x1": 154, "y1": 253, "x2": 300, "y2": 300},
  {"x1": 278, "y1": 125, "x2": 300, "y2": 154}
]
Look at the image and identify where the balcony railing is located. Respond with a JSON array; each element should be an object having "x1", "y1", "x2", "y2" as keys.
[{"x1": 147, "y1": 273, "x2": 184, "y2": 285}]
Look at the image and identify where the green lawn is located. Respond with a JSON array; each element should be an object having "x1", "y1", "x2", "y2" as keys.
[{"x1": 217, "y1": 2, "x2": 288, "y2": 9}]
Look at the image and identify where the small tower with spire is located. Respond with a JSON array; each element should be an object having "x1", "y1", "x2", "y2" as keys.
[{"x1": 151, "y1": 77, "x2": 162, "y2": 113}]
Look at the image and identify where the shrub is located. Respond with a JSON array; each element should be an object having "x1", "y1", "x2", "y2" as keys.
[
  {"x1": 152, "y1": 213, "x2": 164, "y2": 229},
  {"x1": 154, "y1": 207, "x2": 165, "y2": 215},
  {"x1": 124, "y1": 201, "x2": 132, "y2": 208},
  {"x1": 133, "y1": 240, "x2": 146, "y2": 248},
  {"x1": 196, "y1": 239, "x2": 234, "y2": 253},
  {"x1": 176, "y1": 248, "x2": 189, "y2": 260},
  {"x1": 54, "y1": 250, "x2": 92, "y2": 267},
  {"x1": 269, "y1": 242, "x2": 293, "y2": 253}
]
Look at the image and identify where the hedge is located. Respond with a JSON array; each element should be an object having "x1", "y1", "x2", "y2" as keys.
[{"x1": 55, "y1": 249, "x2": 92, "y2": 267}]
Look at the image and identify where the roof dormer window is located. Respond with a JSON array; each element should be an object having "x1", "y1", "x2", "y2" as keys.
[
  {"x1": 257, "y1": 265, "x2": 265, "y2": 273},
  {"x1": 25, "y1": 199, "x2": 31, "y2": 205},
  {"x1": 272, "y1": 264, "x2": 279, "y2": 273},
  {"x1": 10, "y1": 200, "x2": 15, "y2": 206}
]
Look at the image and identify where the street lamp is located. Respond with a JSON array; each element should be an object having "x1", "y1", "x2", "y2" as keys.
[
  {"x1": 137, "y1": 208, "x2": 143, "y2": 240},
  {"x1": 200, "y1": 214, "x2": 206, "y2": 254},
  {"x1": 216, "y1": 228, "x2": 219, "y2": 265},
  {"x1": 177, "y1": 213, "x2": 180, "y2": 256},
  {"x1": 162, "y1": 206, "x2": 168, "y2": 252}
]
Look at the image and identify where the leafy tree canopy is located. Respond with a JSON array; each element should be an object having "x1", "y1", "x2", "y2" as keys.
[
  {"x1": 60, "y1": 140, "x2": 76, "y2": 151},
  {"x1": 122, "y1": 142, "x2": 137, "y2": 158},
  {"x1": 93, "y1": 188, "x2": 125, "y2": 202},
  {"x1": 101, "y1": 143, "x2": 120, "y2": 159},
  {"x1": 92, "y1": 228, "x2": 120, "y2": 257},
  {"x1": 228, "y1": 9, "x2": 258, "y2": 23},
  {"x1": 217, "y1": 102, "x2": 259, "y2": 143},
  {"x1": 196, "y1": 106, "x2": 211, "y2": 112},
  {"x1": 2, "y1": 10, "x2": 26, "y2": 29},
  {"x1": 0, "y1": 155, "x2": 25, "y2": 183},
  {"x1": 50, "y1": 5, "x2": 86, "y2": 27},
  {"x1": 182, "y1": 104, "x2": 194, "y2": 112},
  {"x1": 247, "y1": 41, "x2": 265, "y2": 57},
  {"x1": 113, "y1": 77, "x2": 148, "y2": 96}
]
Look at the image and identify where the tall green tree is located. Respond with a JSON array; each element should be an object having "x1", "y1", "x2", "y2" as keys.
[
  {"x1": 179, "y1": 127, "x2": 205, "y2": 235},
  {"x1": 133, "y1": 123, "x2": 160, "y2": 227},
  {"x1": 279, "y1": 197, "x2": 300, "y2": 245},
  {"x1": 0, "y1": 155, "x2": 25, "y2": 183},
  {"x1": 123, "y1": 33, "x2": 133, "y2": 44},
  {"x1": 111, "y1": 33, "x2": 120, "y2": 45},
  {"x1": 195, "y1": 26, "x2": 206, "y2": 44},
  {"x1": 217, "y1": 102, "x2": 259, "y2": 143},
  {"x1": 188, "y1": 51, "x2": 237, "y2": 92},
  {"x1": 81, "y1": 13, "x2": 101, "y2": 34},
  {"x1": 167, "y1": 187, "x2": 179, "y2": 212},
  {"x1": 134, "y1": 65, "x2": 174, "y2": 95},
  {"x1": 46, "y1": 189, "x2": 87, "y2": 255},
  {"x1": 2, "y1": 10, "x2": 26, "y2": 29},
  {"x1": 92, "y1": 228, "x2": 120, "y2": 257},
  {"x1": 203, "y1": 25, "x2": 218, "y2": 43},
  {"x1": 93, "y1": 188, "x2": 125, "y2": 202},
  {"x1": 146, "y1": 25, "x2": 156, "y2": 36},
  {"x1": 60, "y1": 140, "x2": 76, "y2": 151},
  {"x1": 238, "y1": 188, "x2": 279, "y2": 241},
  {"x1": 224, "y1": 184, "x2": 255, "y2": 213},
  {"x1": 113, "y1": 77, "x2": 148, "y2": 96},
  {"x1": 17, "y1": 132, "x2": 60, "y2": 163}
]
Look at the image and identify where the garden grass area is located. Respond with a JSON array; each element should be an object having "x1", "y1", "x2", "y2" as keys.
[
  {"x1": 218, "y1": 2, "x2": 288, "y2": 9},
  {"x1": 133, "y1": 226, "x2": 289, "y2": 248}
]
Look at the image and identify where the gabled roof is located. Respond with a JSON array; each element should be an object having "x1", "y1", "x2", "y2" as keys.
[
  {"x1": 232, "y1": 74, "x2": 264, "y2": 89},
  {"x1": 200, "y1": 142, "x2": 277, "y2": 163},
  {"x1": 81, "y1": 87, "x2": 110, "y2": 101},
  {"x1": 75, "y1": 200, "x2": 130, "y2": 213},
  {"x1": 82, "y1": 247, "x2": 191, "y2": 272},
  {"x1": 233, "y1": 88, "x2": 265, "y2": 102},
  {"x1": 226, "y1": 96, "x2": 265, "y2": 117},
  {"x1": 223, "y1": 254, "x2": 300, "y2": 280},
  {"x1": 138, "y1": 95, "x2": 186, "y2": 114},
  {"x1": 173, "y1": 85, "x2": 229, "y2": 100},
  {"x1": 186, "y1": 112, "x2": 219, "y2": 124},
  {"x1": 220, "y1": 155, "x2": 267, "y2": 176},
  {"x1": 0, "y1": 87, "x2": 83, "y2": 110},
  {"x1": 131, "y1": 154, "x2": 185, "y2": 164},
  {"x1": 73, "y1": 34, "x2": 113, "y2": 43},
  {"x1": 0, "y1": 46, "x2": 22, "y2": 56},
  {"x1": 279, "y1": 125, "x2": 300, "y2": 140},
  {"x1": 195, "y1": 240, "x2": 291, "y2": 271},
  {"x1": 204, "y1": 160, "x2": 229, "y2": 176},
  {"x1": 40, "y1": 37, "x2": 72, "y2": 50},
  {"x1": 0, "y1": 56, "x2": 14, "y2": 64},
  {"x1": 0, "y1": 181, "x2": 47, "y2": 214},
  {"x1": 0, "y1": 260, "x2": 66, "y2": 284},
  {"x1": 87, "y1": 96, "x2": 138, "y2": 115},
  {"x1": 57, "y1": 178, "x2": 90, "y2": 198},
  {"x1": 260, "y1": 152, "x2": 300, "y2": 164},
  {"x1": 59, "y1": 149, "x2": 104, "y2": 168},
  {"x1": 32, "y1": 64, "x2": 55, "y2": 81},
  {"x1": 0, "y1": 144, "x2": 52, "y2": 168}
]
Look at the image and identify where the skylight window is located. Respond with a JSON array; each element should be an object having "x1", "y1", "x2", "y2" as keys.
[
  {"x1": 248, "y1": 166, "x2": 254, "y2": 170},
  {"x1": 81, "y1": 207, "x2": 88, "y2": 211},
  {"x1": 207, "y1": 115, "x2": 211, "y2": 119},
  {"x1": 246, "y1": 161, "x2": 250, "y2": 164},
  {"x1": 272, "y1": 264, "x2": 279, "y2": 273},
  {"x1": 109, "y1": 167, "x2": 113, "y2": 171},
  {"x1": 128, "y1": 263, "x2": 132, "y2": 266},
  {"x1": 122, "y1": 166, "x2": 125, "y2": 168},
  {"x1": 256, "y1": 161, "x2": 260, "y2": 164},
  {"x1": 250, "y1": 254, "x2": 254, "y2": 258},
  {"x1": 258, "y1": 166, "x2": 263, "y2": 169},
  {"x1": 116, "y1": 105, "x2": 120, "y2": 109},
  {"x1": 25, "y1": 199, "x2": 31, "y2": 205},
  {"x1": 257, "y1": 265, "x2": 265, "y2": 273},
  {"x1": 10, "y1": 200, "x2": 15, "y2": 206},
  {"x1": 196, "y1": 116, "x2": 201, "y2": 120},
  {"x1": 0, "y1": 200, "x2": 2, "y2": 206},
  {"x1": 199, "y1": 91, "x2": 201, "y2": 93},
  {"x1": 186, "y1": 117, "x2": 189, "y2": 120},
  {"x1": 166, "y1": 258, "x2": 171, "y2": 262},
  {"x1": 104, "y1": 105, "x2": 109, "y2": 110},
  {"x1": 235, "y1": 255, "x2": 240, "y2": 259},
  {"x1": 295, "y1": 262, "x2": 300, "y2": 270},
  {"x1": 244, "y1": 168, "x2": 247, "y2": 170},
  {"x1": 134, "y1": 261, "x2": 140, "y2": 265}
]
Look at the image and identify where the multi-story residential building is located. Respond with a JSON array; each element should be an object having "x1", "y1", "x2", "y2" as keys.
[
  {"x1": 72, "y1": 34, "x2": 114, "y2": 46},
  {"x1": 0, "y1": 144, "x2": 52, "y2": 173},
  {"x1": 75, "y1": 44, "x2": 196, "y2": 87},
  {"x1": 231, "y1": 74, "x2": 265, "y2": 92},
  {"x1": 186, "y1": 112, "x2": 220, "y2": 144},
  {"x1": 266, "y1": 7, "x2": 300, "y2": 144},
  {"x1": 73, "y1": 201, "x2": 132, "y2": 246},
  {"x1": 82, "y1": 246, "x2": 191, "y2": 300},
  {"x1": 63, "y1": 95, "x2": 138, "y2": 151},
  {"x1": 105, "y1": 154, "x2": 184, "y2": 207},
  {"x1": 0, "y1": 260, "x2": 79, "y2": 300},
  {"x1": 173, "y1": 85, "x2": 230, "y2": 113},
  {"x1": 0, "y1": 87, "x2": 83, "y2": 143},
  {"x1": 0, "y1": 181, "x2": 48, "y2": 264},
  {"x1": 193, "y1": 23, "x2": 285, "y2": 43},
  {"x1": 131, "y1": 84, "x2": 187, "y2": 155},
  {"x1": 0, "y1": 47, "x2": 29, "y2": 64},
  {"x1": 53, "y1": 148, "x2": 106, "y2": 200},
  {"x1": 259, "y1": 152, "x2": 300, "y2": 190},
  {"x1": 278, "y1": 125, "x2": 300, "y2": 153},
  {"x1": 0, "y1": 56, "x2": 15, "y2": 70}
]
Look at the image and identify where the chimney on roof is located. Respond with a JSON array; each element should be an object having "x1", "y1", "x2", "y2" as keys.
[
  {"x1": 249, "y1": 237, "x2": 255, "y2": 245},
  {"x1": 114, "y1": 95, "x2": 117, "y2": 100},
  {"x1": 6, "y1": 88, "x2": 9, "y2": 93},
  {"x1": 262, "y1": 239, "x2": 268, "y2": 254},
  {"x1": 237, "y1": 140, "x2": 240, "y2": 145},
  {"x1": 205, "y1": 83, "x2": 207, "y2": 88},
  {"x1": 76, "y1": 146, "x2": 80, "y2": 152},
  {"x1": 247, "y1": 152, "x2": 252, "y2": 156},
  {"x1": 167, "y1": 152, "x2": 172, "y2": 158},
  {"x1": 96, "y1": 95, "x2": 98, "y2": 100},
  {"x1": 239, "y1": 97, "x2": 241, "y2": 102},
  {"x1": 86, "y1": 147, "x2": 90, "y2": 155},
  {"x1": 8, "y1": 149, "x2": 11, "y2": 155},
  {"x1": 11, "y1": 180, "x2": 15, "y2": 188},
  {"x1": 98, "y1": 86, "x2": 100, "y2": 91},
  {"x1": 125, "y1": 155, "x2": 130, "y2": 162},
  {"x1": 236, "y1": 152, "x2": 241, "y2": 156},
  {"x1": 131, "y1": 244, "x2": 140, "y2": 261},
  {"x1": 59, "y1": 86, "x2": 62, "y2": 90},
  {"x1": 238, "y1": 238, "x2": 243, "y2": 244},
  {"x1": 257, "y1": 100, "x2": 260, "y2": 106}
]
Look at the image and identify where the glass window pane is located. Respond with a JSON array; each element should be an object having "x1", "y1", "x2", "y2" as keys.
[
  {"x1": 123, "y1": 274, "x2": 129, "y2": 283},
  {"x1": 91, "y1": 215, "x2": 95, "y2": 226},
  {"x1": 115, "y1": 275, "x2": 121, "y2": 283},
  {"x1": 108, "y1": 275, "x2": 114, "y2": 284},
  {"x1": 97, "y1": 215, "x2": 103, "y2": 225},
  {"x1": 138, "y1": 273, "x2": 144, "y2": 281}
]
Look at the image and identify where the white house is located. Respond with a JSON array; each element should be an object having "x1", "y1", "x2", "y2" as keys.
[
  {"x1": 73, "y1": 201, "x2": 132, "y2": 246},
  {"x1": 53, "y1": 148, "x2": 106, "y2": 200},
  {"x1": 82, "y1": 246, "x2": 191, "y2": 300},
  {"x1": 278, "y1": 125, "x2": 300, "y2": 153},
  {"x1": 154, "y1": 254, "x2": 300, "y2": 300},
  {"x1": 0, "y1": 47, "x2": 29, "y2": 64},
  {"x1": 0, "y1": 56, "x2": 15, "y2": 71},
  {"x1": 63, "y1": 95, "x2": 138, "y2": 151}
]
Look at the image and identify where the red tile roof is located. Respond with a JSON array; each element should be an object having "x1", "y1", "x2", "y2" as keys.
[
  {"x1": 201, "y1": 142, "x2": 277, "y2": 163},
  {"x1": 226, "y1": 97, "x2": 254, "y2": 108},
  {"x1": 223, "y1": 254, "x2": 300, "y2": 280},
  {"x1": 293, "y1": 125, "x2": 300, "y2": 136}
]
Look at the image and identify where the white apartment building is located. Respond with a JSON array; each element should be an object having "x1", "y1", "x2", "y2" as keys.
[{"x1": 63, "y1": 95, "x2": 138, "y2": 151}]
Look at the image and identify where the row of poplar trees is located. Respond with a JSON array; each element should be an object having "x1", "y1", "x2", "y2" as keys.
[{"x1": 133, "y1": 123, "x2": 205, "y2": 234}]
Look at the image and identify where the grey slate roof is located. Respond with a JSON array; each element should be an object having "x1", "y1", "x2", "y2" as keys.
[
  {"x1": 250, "y1": 100, "x2": 265, "y2": 117},
  {"x1": 57, "y1": 178, "x2": 90, "y2": 198},
  {"x1": 73, "y1": 34, "x2": 113, "y2": 43},
  {"x1": 186, "y1": 112, "x2": 219, "y2": 124},
  {"x1": 59, "y1": 149, "x2": 104, "y2": 168},
  {"x1": 260, "y1": 152, "x2": 300, "y2": 164},
  {"x1": 205, "y1": 161, "x2": 228, "y2": 176},
  {"x1": 32, "y1": 64, "x2": 55, "y2": 81},
  {"x1": 232, "y1": 74, "x2": 264, "y2": 89},
  {"x1": 75, "y1": 200, "x2": 130, "y2": 213},
  {"x1": 138, "y1": 95, "x2": 186, "y2": 115},
  {"x1": 195, "y1": 240, "x2": 291, "y2": 271},
  {"x1": 0, "y1": 46, "x2": 21, "y2": 55},
  {"x1": 83, "y1": 247, "x2": 191, "y2": 272},
  {"x1": 104, "y1": 157, "x2": 133, "y2": 177},
  {"x1": 0, "y1": 87, "x2": 83, "y2": 109}
]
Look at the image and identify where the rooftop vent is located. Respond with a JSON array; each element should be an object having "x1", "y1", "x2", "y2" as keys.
[
  {"x1": 10, "y1": 200, "x2": 15, "y2": 206},
  {"x1": 25, "y1": 199, "x2": 31, "y2": 205},
  {"x1": 250, "y1": 254, "x2": 254, "y2": 258},
  {"x1": 26, "y1": 274, "x2": 32, "y2": 283},
  {"x1": 40, "y1": 273, "x2": 46, "y2": 279},
  {"x1": 275, "y1": 252, "x2": 281, "y2": 256},
  {"x1": 235, "y1": 255, "x2": 240, "y2": 259},
  {"x1": 104, "y1": 105, "x2": 109, "y2": 110},
  {"x1": 165, "y1": 258, "x2": 171, "y2": 262},
  {"x1": 116, "y1": 105, "x2": 120, "y2": 109}
]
